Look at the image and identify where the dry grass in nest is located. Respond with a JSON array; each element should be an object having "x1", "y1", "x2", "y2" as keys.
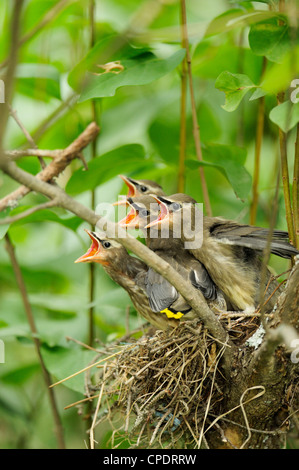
[
  {"x1": 54, "y1": 273, "x2": 289, "y2": 448},
  {"x1": 73, "y1": 311, "x2": 266, "y2": 450}
]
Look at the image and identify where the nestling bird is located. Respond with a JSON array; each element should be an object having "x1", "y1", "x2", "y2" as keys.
[
  {"x1": 75, "y1": 230, "x2": 198, "y2": 330},
  {"x1": 113, "y1": 175, "x2": 165, "y2": 205},
  {"x1": 146, "y1": 193, "x2": 299, "y2": 313},
  {"x1": 119, "y1": 195, "x2": 227, "y2": 315}
]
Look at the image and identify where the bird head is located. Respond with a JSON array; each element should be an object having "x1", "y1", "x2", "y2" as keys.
[
  {"x1": 74, "y1": 229, "x2": 125, "y2": 266},
  {"x1": 113, "y1": 175, "x2": 164, "y2": 206},
  {"x1": 145, "y1": 194, "x2": 199, "y2": 241},
  {"x1": 144, "y1": 194, "x2": 190, "y2": 227},
  {"x1": 118, "y1": 195, "x2": 160, "y2": 229}
]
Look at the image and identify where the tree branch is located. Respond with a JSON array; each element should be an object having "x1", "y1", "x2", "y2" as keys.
[
  {"x1": 0, "y1": 0, "x2": 25, "y2": 148},
  {"x1": 4, "y1": 233, "x2": 65, "y2": 449},
  {"x1": 0, "y1": 122, "x2": 100, "y2": 211},
  {"x1": 180, "y1": 0, "x2": 212, "y2": 217}
]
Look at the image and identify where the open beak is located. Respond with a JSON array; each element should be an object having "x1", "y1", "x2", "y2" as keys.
[
  {"x1": 145, "y1": 195, "x2": 169, "y2": 228},
  {"x1": 113, "y1": 175, "x2": 137, "y2": 206},
  {"x1": 118, "y1": 205, "x2": 139, "y2": 228},
  {"x1": 74, "y1": 229, "x2": 101, "y2": 263}
]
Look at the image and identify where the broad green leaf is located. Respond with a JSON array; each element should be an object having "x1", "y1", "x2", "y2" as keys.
[
  {"x1": 186, "y1": 143, "x2": 251, "y2": 201},
  {"x1": 205, "y1": 8, "x2": 279, "y2": 37},
  {"x1": 41, "y1": 345, "x2": 100, "y2": 394},
  {"x1": 66, "y1": 144, "x2": 152, "y2": 196},
  {"x1": 15, "y1": 63, "x2": 61, "y2": 100},
  {"x1": 269, "y1": 100, "x2": 299, "y2": 133},
  {"x1": 249, "y1": 18, "x2": 292, "y2": 63},
  {"x1": 215, "y1": 71, "x2": 256, "y2": 111},
  {"x1": 68, "y1": 34, "x2": 151, "y2": 91},
  {"x1": 1, "y1": 363, "x2": 40, "y2": 385},
  {"x1": 78, "y1": 49, "x2": 186, "y2": 101}
]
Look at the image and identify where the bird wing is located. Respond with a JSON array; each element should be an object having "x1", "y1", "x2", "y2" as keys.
[
  {"x1": 208, "y1": 218, "x2": 299, "y2": 259},
  {"x1": 144, "y1": 267, "x2": 179, "y2": 313},
  {"x1": 189, "y1": 263, "x2": 217, "y2": 300}
]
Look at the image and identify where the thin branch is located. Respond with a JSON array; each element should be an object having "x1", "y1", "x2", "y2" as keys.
[
  {"x1": 277, "y1": 92, "x2": 295, "y2": 246},
  {"x1": 8, "y1": 105, "x2": 46, "y2": 169},
  {"x1": 0, "y1": 199, "x2": 58, "y2": 225},
  {"x1": 4, "y1": 233, "x2": 65, "y2": 449},
  {"x1": 0, "y1": 0, "x2": 24, "y2": 149},
  {"x1": 5, "y1": 149, "x2": 62, "y2": 159},
  {"x1": 177, "y1": 2, "x2": 188, "y2": 193},
  {"x1": 294, "y1": 124, "x2": 299, "y2": 249},
  {"x1": 250, "y1": 57, "x2": 267, "y2": 225},
  {"x1": 0, "y1": 122, "x2": 100, "y2": 212},
  {"x1": 180, "y1": 0, "x2": 212, "y2": 217},
  {"x1": 88, "y1": 0, "x2": 99, "y2": 350}
]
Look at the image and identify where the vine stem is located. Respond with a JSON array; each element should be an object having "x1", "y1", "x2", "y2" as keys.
[
  {"x1": 4, "y1": 234, "x2": 65, "y2": 449},
  {"x1": 179, "y1": 0, "x2": 212, "y2": 217},
  {"x1": 177, "y1": 1, "x2": 188, "y2": 193},
  {"x1": 250, "y1": 57, "x2": 267, "y2": 225},
  {"x1": 277, "y1": 92, "x2": 295, "y2": 245},
  {"x1": 294, "y1": 124, "x2": 299, "y2": 248}
]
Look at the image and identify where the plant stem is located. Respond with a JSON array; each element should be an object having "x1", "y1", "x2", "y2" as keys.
[
  {"x1": 4, "y1": 233, "x2": 65, "y2": 449},
  {"x1": 277, "y1": 92, "x2": 295, "y2": 245},
  {"x1": 88, "y1": 0, "x2": 98, "y2": 349},
  {"x1": 294, "y1": 124, "x2": 299, "y2": 248},
  {"x1": 250, "y1": 57, "x2": 267, "y2": 225},
  {"x1": 178, "y1": 2, "x2": 188, "y2": 193},
  {"x1": 179, "y1": 0, "x2": 212, "y2": 217},
  {"x1": 0, "y1": 0, "x2": 24, "y2": 148}
]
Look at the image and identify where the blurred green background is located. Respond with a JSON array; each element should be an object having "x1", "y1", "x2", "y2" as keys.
[{"x1": 0, "y1": 0, "x2": 298, "y2": 448}]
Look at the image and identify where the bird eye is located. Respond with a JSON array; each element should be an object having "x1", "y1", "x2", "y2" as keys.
[
  {"x1": 140, "y1": 209, "x2": 150, "y2": 217},
  {"x1": 171, "y1": 202, "x2": 181, "y2": 211},
  {"x1": 140, "y1": 185, "x2": 147, "y2": 193},
  {"x1": 103, "y1": 241, "x2": 111, "y2": 249}
]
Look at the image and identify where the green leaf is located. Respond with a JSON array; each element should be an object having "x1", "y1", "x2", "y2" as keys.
[
  {"x1": 205, "y1": 8, "x2": 279, "y2": 37},
  {"x1": 68, "y1": 34, "x2": 151, "y2": 91},
  {"x1": 248, "y1": 18, "x2": 292, "y2": 63},
  {"x1": 215, "y1": 71, "x2": 256, "y2": 112},
  {"x1": 66, "y1": 144, "x2": 152, "y2": 196},
  {"x1": 78, "y1": 49, "x2": 186, "y2": 101},
  {"x1": 249, "y1": 87, "x2": 267, "y2": 101},
  {"x1": 41, "y1": 345, "x2": 99, "y2": 394},
  {"x1": 16, "y1": 63, "x2": 61, "y2": 100},
  {"x1": 186, "y1": 144, "x2": 251, "y2": 201},
  {"x1": 269, "y1": 100, "x2": 299, "y2": 133},
  {"x1": 1, "y1": 363, "x2": 40, "y2": 385}
]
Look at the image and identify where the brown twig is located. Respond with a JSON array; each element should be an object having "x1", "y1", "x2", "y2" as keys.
[
  {"x1": 250, "y1": 57, "x2": 267, "y2": 225},
  {"x1": 0, "y1": 199, "x2": 58, "y2": 225},
  {"x1": 4, "y1": 233, "x2": 65, "y2": 449},
  {"x1": 5, "y1": 149, "x2": 62, "y2": 159},
  {"x1": 180, "y1": 0, "x2": 212, "y2": 217},
  {"x1": 0, "y1": 122, "x2": 100, "y2": 212},
  {"x1": 8, "y1": 105, "x2": 46, "y2": 169},
  {"x1": 277, "y1": 92, "x2": 295, "y2": 246},
  {"x1": 0, "y1": 0, "x2": 25, "y2": 149}
]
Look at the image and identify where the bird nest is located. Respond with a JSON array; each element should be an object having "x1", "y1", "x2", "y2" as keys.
[{"x1": 76, "y1": 311, "x2": 266, "y2": 449}]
